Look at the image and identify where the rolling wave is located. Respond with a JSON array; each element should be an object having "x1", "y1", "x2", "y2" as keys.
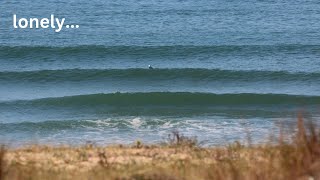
[
  {"x1": 0, "y1": 68, "x2": 319, "y2": 83},
  {"x1": 3, "y1": 92, "x2": 320, "y2": 107},
  {"x1": 1, "y1": 44, "x2": 319, "y2": 58}
]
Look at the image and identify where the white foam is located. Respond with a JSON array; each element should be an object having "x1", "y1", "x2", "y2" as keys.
[{"x1": 130, "y1": 117, "x2": 143, "y2": 128}]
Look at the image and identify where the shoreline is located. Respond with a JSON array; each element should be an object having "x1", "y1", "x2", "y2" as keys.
[{"x1": 1, "y1": 118, "x2": 320, "y2": 180}]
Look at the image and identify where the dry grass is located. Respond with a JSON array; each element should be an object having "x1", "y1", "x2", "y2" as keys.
[
  {"x1": 0, "y1": 145, "x2": 6, "y2": 180},
  {"x1": 1, "y1": 116, "x2": 320, "y2": 180}
]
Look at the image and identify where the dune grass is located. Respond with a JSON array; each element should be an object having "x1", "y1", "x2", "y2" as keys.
[{"x1": 0, "y1": 116, "x2": 320, "y2": 180}]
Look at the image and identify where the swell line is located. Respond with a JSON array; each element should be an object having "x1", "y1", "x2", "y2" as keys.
[
  {"x1": 0, "y1": 68, "x2": 319, "y2": 82},
  {"x1": 1, "y1": 44, "x2": 320, "y2": 57}
]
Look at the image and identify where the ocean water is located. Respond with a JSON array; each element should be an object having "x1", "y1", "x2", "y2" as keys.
[{"x1": 0, "y1": 0, "x2": 320, "y2": 146}]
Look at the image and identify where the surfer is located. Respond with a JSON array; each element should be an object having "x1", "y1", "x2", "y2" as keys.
[{"x1": 148, "y1": 65, "x2": 154, "y2": 69}]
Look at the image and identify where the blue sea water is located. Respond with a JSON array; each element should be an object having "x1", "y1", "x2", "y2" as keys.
[{"x1": 0, "y1": 0, "x2": 319, "y2": 146}]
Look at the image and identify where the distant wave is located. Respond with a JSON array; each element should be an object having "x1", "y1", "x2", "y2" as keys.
[
  {"x1": 0, "y1": 68, "x2": 319, "y2": 83},
  {"x1": 4, "y1": 92, "x2": 320, "y2": 107},
  {"x1": 1, "y1": 44, "x2": 319, "y2": 57}
]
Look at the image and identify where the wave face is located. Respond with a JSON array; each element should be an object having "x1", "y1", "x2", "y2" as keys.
[
  {"x1": 5, "y1": 92, "x2": 320, "y2": 107},
  {"x1": 2, "y1": 92, "x2": 318, "y2": 127}
]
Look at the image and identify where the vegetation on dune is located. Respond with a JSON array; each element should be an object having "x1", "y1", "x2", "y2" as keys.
[{"x1": 0, "y1": 116, "x2": 319, "y2": 180}]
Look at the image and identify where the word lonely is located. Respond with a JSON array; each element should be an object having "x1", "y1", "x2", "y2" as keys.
[{"x1": 13, "y1": 14, "x2": 77, "y2": 33}]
